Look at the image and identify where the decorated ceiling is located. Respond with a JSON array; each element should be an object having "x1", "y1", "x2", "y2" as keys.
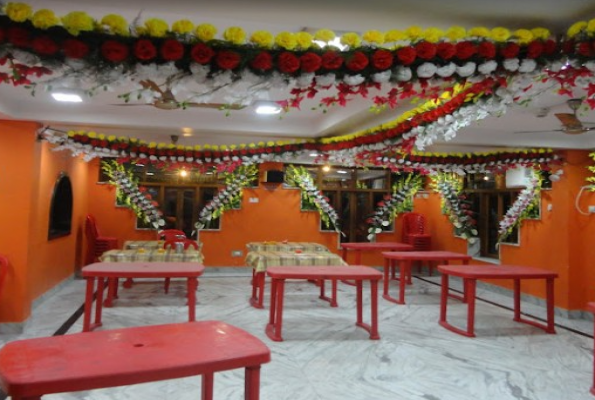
[{"x1": 1, "y1": 3, "x2": 594, "y2": 171}]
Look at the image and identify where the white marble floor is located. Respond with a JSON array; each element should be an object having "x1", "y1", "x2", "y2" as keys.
[{"x1": 1, "y1": 269, "x2": 594, "y2": 400}]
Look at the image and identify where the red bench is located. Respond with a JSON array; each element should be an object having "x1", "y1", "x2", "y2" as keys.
[
  {"x1": 0, "y1": 321, "x2": 271, "y2": 400},
  {"x1": 438, "y1": 264, "x2": 558, "y2": 337}
]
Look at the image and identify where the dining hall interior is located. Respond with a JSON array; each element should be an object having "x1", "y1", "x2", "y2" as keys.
[{"x1": 2, "y1": 1, "x2": 595, "y2": 399}]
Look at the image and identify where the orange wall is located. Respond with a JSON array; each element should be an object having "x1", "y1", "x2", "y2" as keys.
[
  {"x1": 5, "y1": 130, "x2": 595, "y2": 325},
  {"x1": 0, "y1": 121, "x2": 88, "y2": 323}
]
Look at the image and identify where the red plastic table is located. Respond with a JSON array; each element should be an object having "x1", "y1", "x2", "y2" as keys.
[
  {"x1": 82, "y1": 262, "x2": 205, "y2": 332},
  {"x1": 587, "y1": 302, "x2": 595, "y2": 396},
  {"x1": 340, "y1": 242, "x2": 413, "y2": 264},
  {"x1": 265, "y1": 265, "x2": 382, "y2": 341},
  {"x1": 0, "y1": 321, "x2": 270, "y2": 400},
  {"x1": 381, "y1": 251, "x2": 472, "y2": 304},
  {"x1": 438, "y1": 264, "x2": 558, "y2": 337}
]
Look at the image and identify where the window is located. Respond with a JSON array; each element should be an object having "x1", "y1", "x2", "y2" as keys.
[
  {"x1": 48, "y1": 173, "x2": 73, "y2": 240},
  {"x1": 290, "y1": 165, "x2": 395, "y2": 242}
]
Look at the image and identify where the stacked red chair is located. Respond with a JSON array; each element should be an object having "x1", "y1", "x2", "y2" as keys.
[
  {"x1": 84, "y1": 214, "x2": 118, "y2": 265},
  {"x1": 159, "y1": 229, "x2": 187, "y2": 241},
  {"x1": 401, "y1": 212, "x2": 432, "y2": 251}
]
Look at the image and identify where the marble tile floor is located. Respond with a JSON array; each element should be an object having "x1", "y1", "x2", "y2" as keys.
[{"x1": 0, "y1": 270, "x2": 594, "y2": 400}]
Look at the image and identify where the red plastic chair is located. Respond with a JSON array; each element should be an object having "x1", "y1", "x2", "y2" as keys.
[
  {"x1": 84, "y1": 214, "x2": 118, "y2": 265},
  {"x1": 401, "y1": 212, "x2": 431, "y2": 249},
  {"x1": 0, "y1": 255, "x2": 7, "y2": 298},
  {"x1": 162, "y1": 239, "x2": 200, "y2": 294},
  {"x1": 401, "y1": 212, "x2": 433, "y2": 274},
  {"x1": 159, "y1": 229, "x2": 187, "y2": 241}
]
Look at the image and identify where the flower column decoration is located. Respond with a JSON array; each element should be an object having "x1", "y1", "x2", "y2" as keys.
[
  {"x1": 366, "y1": 174, "x2": 423, "y2": 241},
  {"x1": 102, "y1": 161, "x2": 165, "y2": 229},
  {"x1": 285, "y1": 165, "x2": 341, "y2": 233},
  {"x1": 431, "y1": 173, "x2": 478, "y2": 243},
  {"x1": 194, "y1": 165, "x2": 258, "y2": 230},
  {"x1": 497, "y1": 172, "x2": 541, "y2": 243}
]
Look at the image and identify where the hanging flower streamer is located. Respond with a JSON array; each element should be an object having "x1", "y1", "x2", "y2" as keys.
[
  {"x1": 497, "y1": 172, "x2": 541, "y2": 243},
  {"x1": 102, "y1": 160, "x2": 165, "y2": 229},
  {"x1": 366, "y1": 174, "x2": 423, "y2": 241},
  {"x1": 194, "y1": 164, "x2": 258, "y2": 230},
  {"x1": 285, "y1": 165, "x2": 341, "y2": 233},
  {"x1": 431, "y1": 173, "x2": 478, "y2": 243},
  {"x1": 41, "y1": 127, "x2": 562, "y2": 173}
]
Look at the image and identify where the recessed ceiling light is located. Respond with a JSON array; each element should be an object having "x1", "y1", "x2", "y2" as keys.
[
  {"x1": 51, "y1": 91, "x2": 83, "y2": 102},
  {"x1": 337, "y1": 170, "x2": 348, "y2": 174},
  {"x1": 254, "y1": 101, "x2": 282, "y2": 115}
]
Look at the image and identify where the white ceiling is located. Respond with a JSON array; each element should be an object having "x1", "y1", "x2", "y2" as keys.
[{"x1": 3, "y1": 0, "x2": 595, "y2": 153}]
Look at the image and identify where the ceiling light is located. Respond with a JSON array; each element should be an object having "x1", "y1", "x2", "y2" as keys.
[
  {"x1": 313, "y1": 37, "x2": 347, "y2": 51},
  {"x1": 337, "y1": 170, "x2": 348, "y2": 174},
  {"x1": 309, "y1": 152, "x2": 319, "y2": 157},
  {"x1": 254, "y1": 101, "x2": 282, "y2": 115},
  {"x1": 51, "y1": 90, "x2": 83, "y2": 103},
  {"x1": 179, "y1": 170, "x2": 188, "y2": 177},
  {"x1": 322, "y1": 165, "x2": 331, "y2": 172}
]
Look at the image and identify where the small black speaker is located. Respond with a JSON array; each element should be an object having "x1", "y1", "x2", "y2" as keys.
[{"x1": 265, "y1": 170, "x2": 284, "y2": 183}]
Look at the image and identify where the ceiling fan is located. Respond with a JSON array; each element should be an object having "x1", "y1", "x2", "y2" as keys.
[
  {"x1": 515, "y1": 98, "x2": 595, "y2": 135},
  {"x1": 113, "y1": 79, "x2": 246, "y2": 111}
]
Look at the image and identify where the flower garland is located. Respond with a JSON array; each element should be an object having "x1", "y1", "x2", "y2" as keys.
[
  {"x1": 366, "y1": 174, "x2": 423, "y2": 241},
  {"x1": 585, "y1": 151, "x2": 595, "y2": 189},
  {"x1": 497, "y1": 172, "x2": 542, "y2": 243},
  {"x1": 41, "y1": 124, "x2": 562, "y2": 174},
  {"x1": 364, "y1": 148, "x2": 562, "y2": 174},
  {"x1": 1, "y1": 2, "x2": 595, "y2": 112},
  {"x1": 431, "y1": 173, "x2": 478, "y2": 243},
  {"x1": 102, "y1": 160, "x2": 165, "y2": 228},
  {"x1": 194, "y1": 164, "x2": 258, "y2": 230},
  {"x1": 285, "y1": 165, "x2": 340, "y2": 233}
]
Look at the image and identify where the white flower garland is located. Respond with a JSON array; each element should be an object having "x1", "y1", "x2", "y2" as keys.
[
  {"x1": 431, "y1": 174, "x2": 478, "y2": 243},
  {"x1": 366, "y1": 175, "x2": 423, "y2": 241},
  {"x1": 103, "y1": 162, "x2": 165, "y2": 229},
  {"x1": 497, "y1": 173, "x2": 541, "y2": 242},
  {"x1": 285, "y1": 165, "x2": 341, "y2": 233},
  {"x1": 194, "y1": 165, "x2": 258, "y2": 230}
]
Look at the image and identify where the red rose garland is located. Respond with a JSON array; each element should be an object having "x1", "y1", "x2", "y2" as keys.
[
  {"x1": 371, "y1": 49, "x2": 393, "y2": 70},
  {"x1": 160, "y1": 39, "x2": 184, "y2": 61},
  {"x1": 7, "y1": 26, "x2": 29, "y2": 47},
  {"x1": 250, "y1": 51, "x2": 273, "y2": 71},
  {"x1": 415, "y1": 41, "x2": 437, "y2": 60},
  {"x1": 216, "y1": 50, "x2": 241, "y2": 70},
  {"x1": 300, "y1": 52, "x2": 322, "y2": 73},
  {"x1": 101, "y1": 40, "x2": 129, "y2": 62},
  {"x1": 62, "y1": 39, "x2": 89, "y2": 59},
  {"x1": 396, "y1": 46, "x2": 416, "y2": 65},
  {"x1": 455, "y1": 41, "x2": 476, "y2": 59},
  {"x1": 346, "y1": 51, "x2": 369, "y2": 71},
  {"x1": 277, "y1": 51, "x2": 300, "y2": 73},
  {"x1": 321, "y1": 51, "x2": 343, "y2": 70},
  {"x1": 436, "y1": 42, "x2": 456, "y2": 59},
  {"x1": 134, "y1": 39, "x2": 157, "y2": 61},
  {"x1": 190, "y1": 43, "x2": 215, "y2": 64},
  {"x1": 31, "y1": 36, "x2": 58, "y2": 55}
]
